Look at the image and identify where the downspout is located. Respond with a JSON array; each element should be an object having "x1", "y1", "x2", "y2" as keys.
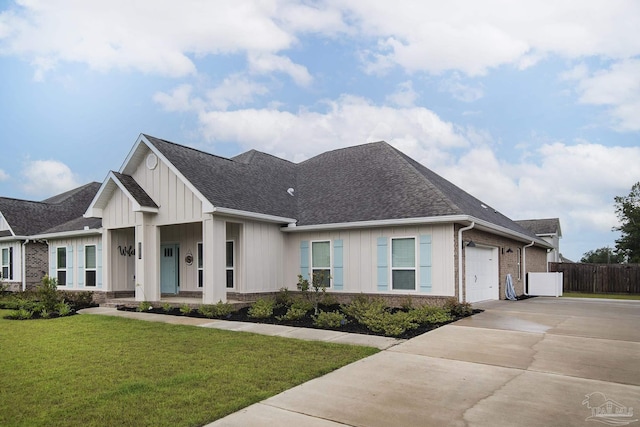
[
  {"x1": 457, "y1": 222, "x2": 475, "y2": 303},
  {"x1": 21, "y1": 239, "x2": 29, "y2": 292},
  {"x1": 522, "y1": 241, "x2": 535, "y2": 295}
]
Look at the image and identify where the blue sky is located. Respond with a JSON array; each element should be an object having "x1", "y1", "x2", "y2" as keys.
[{"x1": 1, "y1": 0, "x2": 639, "y2": 261}]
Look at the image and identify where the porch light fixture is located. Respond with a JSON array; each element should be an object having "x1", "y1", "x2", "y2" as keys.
[
  {"x1": 506, "y1": 247, "x2": 513, "y2": 253},
  {"x1": 466, "y1": 240, "x2": 476, "y2": 247}
]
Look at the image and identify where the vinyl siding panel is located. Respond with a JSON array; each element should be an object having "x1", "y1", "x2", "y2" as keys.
[
  {"x1": 238, "y1": 219, "x2": 284, "y2": 292},
  {"x1": 284, "y1": 223, "x2": 455, "y2": 296},
  {"x1": 131, "y1": 146, "x2": 203, "y2": 225},
  {"x1": 48, "y1": 235, "x2": 102, "y2": 289}
]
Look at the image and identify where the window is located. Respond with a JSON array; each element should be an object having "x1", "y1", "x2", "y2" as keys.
[
  {"x1": 226, "y1": 241, "x2": 234, "y2": 289},
  {"x1": 311, "y1": 241, "x2": 331, "y2": 287},
  {"x1": 391, "y1": 238, "x2": 416, "y2": 290},
  {"x1": 56, "y1": 247, "x2": 67, "y2": 286},
  {"x1": 197, "y1": 243, "x2": 203, "y2": 288},
  {"x1": 85, "y1": 245, "x2": 96, "y2": 287},
  {"x1": 1, "y1": 247, "x2": 12, "y2": 280}
]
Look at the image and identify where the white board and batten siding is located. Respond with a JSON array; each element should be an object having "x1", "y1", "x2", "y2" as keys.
[
  {"x1": 131, "y1": 145, "x2": 203, "y2": 226},
  {"x1": 284, "y1": 224, "x2": 456, "y2": 296},
  {"x1": 48, "y1": 235, "x2": 103, "y2": 290}
]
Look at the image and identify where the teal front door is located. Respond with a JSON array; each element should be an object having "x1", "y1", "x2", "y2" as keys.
[{"x1": 161, "y1": 244, "x2": 179, "y2": 294}]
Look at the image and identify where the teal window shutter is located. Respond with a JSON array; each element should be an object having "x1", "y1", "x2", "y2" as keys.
[
  {"x1": 333, "y1": 239, "x2": 343, "y2": 290},
  {"x1": 377, "y1": 237, "x2": 388, "y2": 291},
  {"x1": 419, "y1": 235, "x2": 432, "y2": 292},
  {"x1": 77, "y1": 246, "x2": 84, "y2": 287},
  {"x1": 66, "y1": 246, "x2": 74, "y2": 287},
  {"x1": 300, "y1": 241, "x2": 309, "y2": 279},
  {"x1": 97, "y1": 242, "x2": 103, "y2": 289}
]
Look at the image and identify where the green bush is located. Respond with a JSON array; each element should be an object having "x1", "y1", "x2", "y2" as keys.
[
  {"x1": 12, "y1": 308, "x2": 34, "y2": 320},
  {"x1": 56, "y1": 301, "x2": 72, "y2": 317},
  {"x1": 313, "y1": 310, "x2": 347, "y2": 329},
  {"x1": 276, "y1": 299, "x2": 313, "y2": 321},
  {"x1": 59, "y1": 291, "x2": 95, "y2": 310},
  {"x1": 37, "y1": 275, "x2": 61, "y2": 312},
  {"x1": 137, "y1": 301, "x2": 153, "y2": 312},
  {"x1": 198, "y1": 301, "x2": 235, "y2": 318},
  {"x1": 275, "y1": 287, "x2": 293, "y2": 306},
  {"x1": 409, "y1": 305, "x2": 453, "y2": 325},
  {"x1": 161, "y1": 302, "x2": 172, "y2": 312},
  {"x1": 443, "y1": 298, "x2": 473, "y2": 317},
  {"x1": 248, "y1": 297, "x2": 275, "y2": 319},
  {"x1": 341, "y1": 295, "x2": 387, "y2": 324},
  {"x1": 369, "y1": 311, "x2": 419, "y2": 337},
  {"x1": 179, "y1": 304, "x2": 192, "y2": 315}
]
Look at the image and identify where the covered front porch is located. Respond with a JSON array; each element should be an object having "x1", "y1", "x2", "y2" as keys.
[{"x1": 102, "y1": 216, "x2": 240, "y2": 304}]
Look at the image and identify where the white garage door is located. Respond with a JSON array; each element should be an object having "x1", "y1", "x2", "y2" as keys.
[{"x1": 465, "y1": 246, "x2": 499, "y2": 303}]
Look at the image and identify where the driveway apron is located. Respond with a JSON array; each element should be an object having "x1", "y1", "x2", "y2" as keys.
[{"x1": 208, "y1": 297, "x2": 640, "y2": 427}]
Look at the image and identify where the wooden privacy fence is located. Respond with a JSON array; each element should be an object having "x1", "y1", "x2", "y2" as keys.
[{"x1": 549, "y1": 262, "x2": 640, "y2": 294}]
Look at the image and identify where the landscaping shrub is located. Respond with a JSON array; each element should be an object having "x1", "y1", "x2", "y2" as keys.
[
  {"x1": 409, "y1": 305, "x2": 453, "y2": 325},
  {"x1": 275, "y1": 287, "x2": 293, "y2": 306},
  {"x1": 276, "y1": 299, "x2": 313, "y2": 321},
  {"x1": 341, "y1": 294, "x2": 387, "y2": 324},
  {"x1": 59, "y1": 291, "x2": 95, "y2": 310},
  {"x1": 199, "y1": 301, "x2": 235, "y2": 318},
  {"x1": 297, "y1": 272, "x2": 329, "y2": 315},
  {"x1": 248, "y1": 297, "x2": 275, "y2": 319},
  {"x1": 137, "y1": 301, "x2": 153, "y2": 312},
  {"x1": 36, "y1": 275, "x2": 62, "y2": 312},
  {"x1": 313, "y1": 310, "x2": 347, "y2": 328},
  {"x1": 179, "y1": 304, "x2": 192, "y2": 315},
  {"x1": 56, "y1": 301, "x2": 72, "y2": 317},
  {"x1": 161, "y1": 302, "x2": 172, "y2": 313},
  {"x1": 443, "y1": 298, "x2": 473, "y2": 317}
]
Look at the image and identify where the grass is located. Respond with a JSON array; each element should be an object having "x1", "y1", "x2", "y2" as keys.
[
  {"x1": 0, "y1": 310, "x2": 378, "y2": 427},
  {"x1": 562, "y1": 292, "x2": 640, "y2": 300}
]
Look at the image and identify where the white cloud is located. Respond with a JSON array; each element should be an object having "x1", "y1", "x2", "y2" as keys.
[
  {"x1": 0, "y1": 169, "x2": 8, "y2": 181},
  {"x1": 439, "y1": 73, "x2": 484, "y2": 102},
  {"x1": 196, "y1": 95, "x2": 468, "y2": 161},
  {"x1": 21, "y1": 159, "x2": 80, "y2": 197},
  {"x1": 153, "y1": 84, "x2": 200, "y2": 112},
  {"x1": 386, "y1": 81, "x2": 418, "y2": 107},
  {"x1": 247, "y1": 52, "x2": 312, "y2": 86},
  {"x1": 207, "y1": 75, "x2": 269, "y2": 110},
  {"x1": 0, "y1": 0, "x2": 299, "y2": 79},
  {"x1": 569, "y1": 59, "x2": 640, "y2": 131},
  {"x1": 347, "y1": 0, "x2": 640, "y2": 76}
]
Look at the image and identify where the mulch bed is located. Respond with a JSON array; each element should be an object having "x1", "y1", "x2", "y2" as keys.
[{"x1": 117, "y1": 303, "x2": 483, "y2": 340}]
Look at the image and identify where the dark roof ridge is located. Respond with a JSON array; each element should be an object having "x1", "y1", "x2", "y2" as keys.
[
  {"x1": 383, "y1": 143, "x2": 463, "y2": 215},
  {"x1": 298, "y1": 140, "x2": 389, "y2": 165},
  {"x1": 41, "y1": 181, "x2": 101, "y2": 204}
]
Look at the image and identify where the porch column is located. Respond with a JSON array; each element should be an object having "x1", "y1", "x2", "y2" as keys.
[
  {"x1": 135, "y1": 212, "x2": 161, "y2": 302},
  {"x1": 203, "y1": 214, "x2": 226, "y2": 303}
]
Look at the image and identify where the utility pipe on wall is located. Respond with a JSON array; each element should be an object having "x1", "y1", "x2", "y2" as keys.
[
  {"x1": 522, "y1": 241, "x2": 535, "y2": 295},
  {"x1": 457, "y1": 222, "x2": 475, "y2": 303}
]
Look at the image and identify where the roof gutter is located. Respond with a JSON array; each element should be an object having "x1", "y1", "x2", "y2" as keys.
[
  {"x1": 210, "y1": 206, "x2": 297, "y2": 225},
  {"x1": 458, "y1": 221, "x2": 475, "y2": 303},
  {"x1": 30, "y1": 228, "x2": 102, "y2": 240}
]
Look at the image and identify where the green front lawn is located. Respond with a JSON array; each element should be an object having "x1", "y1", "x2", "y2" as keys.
[
  {"x1": 562, "y1": 292, "x2": 640, "y2": 300},
  {"x1": 0, "y1": 310, "x2": 377, "y2": 427}
]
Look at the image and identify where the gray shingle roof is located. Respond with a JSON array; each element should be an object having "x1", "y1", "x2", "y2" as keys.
[
  {"x1": 145, "y1": 135, "x2": 297, "y2": 219},
  {"x1": 0, "y1": 182, "x2": 101, "y2": 236},
  {"x1": 40, "y1": 217, "x2": 102, "y2": 234},
  {"x1": 140, "y1": 135, "x2": 541, "y2": 241},
  {"x1": 515, "y1": 218, "x2": 561, "y2": 236},
  {"x1": 112, "y1": 172, "x2": 158, "y2": 208}
]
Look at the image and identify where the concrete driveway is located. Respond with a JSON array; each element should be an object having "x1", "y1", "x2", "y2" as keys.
[{"x1": 209, "y1": 297, "x2": 640, "y2": 427}]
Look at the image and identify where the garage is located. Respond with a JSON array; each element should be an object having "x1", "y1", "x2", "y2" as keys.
[{"x1": 465, "y1": 246, "x2": 499, "y2": 303}]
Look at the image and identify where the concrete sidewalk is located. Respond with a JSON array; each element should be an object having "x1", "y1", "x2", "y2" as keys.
[
  {"x1": 206, "y1": 297, "x2": 640, "y2": 427},
  {"x1": 78, "y1": 306, "x2": 402, "y2": 350}
]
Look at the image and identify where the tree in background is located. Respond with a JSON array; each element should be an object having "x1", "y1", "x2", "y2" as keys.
[
  {"x1": 580, "y1": 247, "x2": 624, "y2": 264},
  {"x1": 614, "y1": 182, "x2": 640, "y2": 263}
]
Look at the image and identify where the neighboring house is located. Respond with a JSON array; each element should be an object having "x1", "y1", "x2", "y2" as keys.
[
  {"x1": 83, "y1": 134, "x2": 552, "y2": 304},
  {"x1": 0, "y1": 183, "x2": 101, "y2": 291},
  {"x1": 515, "y1": 218, "x2": 562, "y2": 264}
]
